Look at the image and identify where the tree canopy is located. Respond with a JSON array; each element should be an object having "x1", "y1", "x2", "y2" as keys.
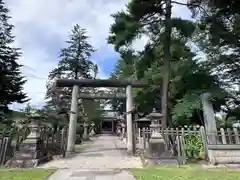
[
  {"x1": 44, "y1": 24, "x2": 103, "y2": 127},
  {"x1": 0, "y1": 0, "x2": 28, "y2": 123},
  {"x1": 107, "y1": 0, "x2": 239, "y2": 127}
]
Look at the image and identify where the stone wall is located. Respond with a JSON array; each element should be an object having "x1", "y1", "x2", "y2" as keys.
[{"x1": 208, "y1": 145, "x2": 240, "y2": 165}]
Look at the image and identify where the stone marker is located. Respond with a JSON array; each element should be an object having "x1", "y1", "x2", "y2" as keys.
[{"x1": 201, "y1": 93, "x2": 218, "y2": 144}]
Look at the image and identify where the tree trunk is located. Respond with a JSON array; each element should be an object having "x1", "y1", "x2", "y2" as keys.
[{"x1": 161, "y1": 0, "x2": 172, "y2": 128}]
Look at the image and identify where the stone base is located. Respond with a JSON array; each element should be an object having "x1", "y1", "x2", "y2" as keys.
[
  {"x1": 142, "y1": 136, "x2": 179, "y2": 166},
  {"x1": 83, "y1": 134, "x2": 90, "y2": 141},
  {"x1": 89, "y1": 130, "x2": 95, "y2": 137},
  {"x1": 15, "y1": 150, "x2": 46, "y2": 159},
  {"x1": 6, "y1": 155, "x2": 52, "y2": 168},
  {"x1": 143, "y1": 149, "x2": 179, "y2": 166},
  {"x1": 149, "y1": 137, "x2": 167, "y2": 158},
  {"x1": 202, "y1": 163, "x2": 240, "y2": 169},
  {"x1": 152, "y1": 158, "x2": 179, "y2": 165}
]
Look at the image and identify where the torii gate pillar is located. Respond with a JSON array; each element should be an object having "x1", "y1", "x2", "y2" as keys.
[
  {"x1": 66, "y1": 85, "x2": 79, "y2": 153},
  {"x1": 126, "y1": 85, "x2": 133, "y2": 154}
]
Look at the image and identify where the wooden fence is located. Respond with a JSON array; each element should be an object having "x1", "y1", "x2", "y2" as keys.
[
  {"x1": 137, "y1": 126, "x2": 240, "y2": 164},
  {"x1": 0, "y1": 126, "x2": 68, "y2": 166},
  {"x1": 0, "y1": 127, "x2": 29, "y2": 165}
]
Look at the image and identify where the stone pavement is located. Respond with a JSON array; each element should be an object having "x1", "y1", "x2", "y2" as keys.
[{"x1": 43, "y1": 134, "x2": 143, "y2": 180}]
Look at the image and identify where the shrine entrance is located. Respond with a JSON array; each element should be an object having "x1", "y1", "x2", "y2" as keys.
[
  {"x1": 102, "y1": 120, "x2": 113, "y2": 133},
  {"x1": 55, "y1": 78, "x2": 148, "y2": 155}
]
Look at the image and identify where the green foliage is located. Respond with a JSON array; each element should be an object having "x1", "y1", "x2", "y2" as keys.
[
  {"x1": 108, "y1": 12, "x2": 142, "y2": 51},
  {"x1": 131, "y1": 166, "x2": 240, "y2": 180},
  {"x1": 56, "y1": 24, "x2": 95, "y2": 79},
  {"x1": 0, "y1": 0, "x2": 28, "y2": 117},
  {"x1": 184, "y1": 134, "x2": 204, "y2": 159},
  {"x1": 0, "y1": 169, "x2": 55, "y2": 180},
  {"x1": 107, "y1": 0, "x2": 235, "y2": 126},
  {"x1": 45, "y1": 24, "x2": 99, "y2": 119}
]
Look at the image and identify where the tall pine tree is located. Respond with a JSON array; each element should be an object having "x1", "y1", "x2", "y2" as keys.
[
  {"x1": 0, "y1": 0, "x2": 28, "y2": 118},
  {"x1": 45, "y1": 24, "x2": 96, "y2": 113}
]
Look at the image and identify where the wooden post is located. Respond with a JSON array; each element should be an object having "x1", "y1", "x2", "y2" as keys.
[
  {"x1": 220, "y1": 128, "x2": 226, "y2": 144},
  {"x1": 233, "y1": 128, "x2": 240, "y2": 144},
  {"x1": 199, "y1": 126, "x2": 209, "y2": 162}
]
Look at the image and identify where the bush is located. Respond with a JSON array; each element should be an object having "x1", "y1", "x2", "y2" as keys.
[{"x1": 184, "y1": 133, "x2": 204, "y2": 159}]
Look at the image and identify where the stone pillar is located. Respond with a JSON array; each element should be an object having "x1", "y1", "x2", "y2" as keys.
[
  {"x1": 126, "y1": 85, "x2": 133, "y2": 154},
  {"x1": 67, "y1": 85, "x2": 79, "y2": 153},
  {"x1": 83, "y1": 121, "x2": 89, "y2": 140},
  {"x1": 201, "y1": 93, "x2": 218, "y2": 145}
]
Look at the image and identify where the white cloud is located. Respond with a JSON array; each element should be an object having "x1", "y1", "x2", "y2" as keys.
[{"x1": 5, "y1": 0, "x2": 191, "y2": 110}]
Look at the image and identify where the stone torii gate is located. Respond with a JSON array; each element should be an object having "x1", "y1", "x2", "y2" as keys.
[{"x1": 55, "y1": 79, "x2": 148, "y2": 154}]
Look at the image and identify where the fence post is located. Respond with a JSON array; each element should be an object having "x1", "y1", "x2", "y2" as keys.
[
  {"x1": 138, "y1": 128, "x2": 141, "y2": 144},
  {"x1": 227, "y1": 128, "x2": 232, "y2": 144},
  {"x1": 15, "y1": 129, "x2": 21, "y2": 151},
  {"x1": 61, "y1": 127, "x2": 67, "y2": 158},
  {"x1": 179, "y1": 136, "x2": 186, "y2": 164},
  {"x1": 0, "y1": 137, "x2": 11, "y2": 166},
  {"x1": 142, "y1": 128, "x2": 146, "y2": 150},
  {"x1": 200, "y1": 126, "x2": 209, "y2": 162},
  {"x1": 233, "y1": 128, "x2": 240, "y2": 144},
  {"x1": 220, "y1": 128, "x2": 226, "y2": 144},
  {"x1": 176, "y1": 135, "x2": 181, "y2": 165}
]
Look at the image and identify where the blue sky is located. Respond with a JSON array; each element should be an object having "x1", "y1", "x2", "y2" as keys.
[{"x1": 5, "y1": 0, "x2": 191, "y2": 110}]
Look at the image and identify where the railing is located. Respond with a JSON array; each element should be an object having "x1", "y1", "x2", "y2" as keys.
[
  {"x1": 206, "y1": 127, "x2": 240, "y2": 145},
  {"x1": 0, "y1": 127, "x2": 29, "y2": 166},
  {"x1": 0, "y1": 126, "x2": 68, "y2": 166},
  {"x1": 136, "y1": 126, "x2": 207, "y2": 164},
  {"x1": 205, "y1": 127, "x2": 240, "y2": 165},
  {"x1": 135, "y1": 126, "x2": 240, "y2": 165}
]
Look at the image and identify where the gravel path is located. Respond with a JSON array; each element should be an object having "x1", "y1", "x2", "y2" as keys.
[{"x1": 43, "y1": 134, "x2": 142, "y2": 180}]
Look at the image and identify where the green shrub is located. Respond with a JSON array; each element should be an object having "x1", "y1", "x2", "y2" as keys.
[{"x1": 184, "y1": 133, "x2": 204, "y2": 159}]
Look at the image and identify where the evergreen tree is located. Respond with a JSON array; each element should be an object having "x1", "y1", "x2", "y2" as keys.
[
  {"x1": 50, "y1": 24, "x2": 95, "y2": 79},
  {"x1": 45, "y1": 24, "x2": 96, "y2": 114},
  {"x1": 107, "y1": 0, "x2": 229, "y2": 126},
  {"x1": 0, "y1": 0, "x2": 28, "y2": 118}
]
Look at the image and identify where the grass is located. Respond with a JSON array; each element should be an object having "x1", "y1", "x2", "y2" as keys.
[
  {"x1": 0, "y1": 168, "x2": 55, "y2": 180},
  {"x1": 131, "y1": 166, "x2": 240, "y2": 180}
]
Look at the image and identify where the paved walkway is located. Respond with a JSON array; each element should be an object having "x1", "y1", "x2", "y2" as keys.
[{"x1": 43, "y1": 134, "x2": 143, "y2": 180}]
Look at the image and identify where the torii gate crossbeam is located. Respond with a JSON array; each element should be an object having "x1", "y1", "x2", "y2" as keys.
[{"x1": 55, "y1": 79, "x2": 149, "y2": 155}]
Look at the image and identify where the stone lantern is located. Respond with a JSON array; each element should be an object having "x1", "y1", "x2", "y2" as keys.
[
  {"x1": 120, "y1": 116, "x2": 126, "y2": 141},
  {"x1": 89, "y1": 122, "x2": 95, "y2": 136},
  {"x1": 116, "y1": 116, "x2": 122, "y2": 136},
  {"x1": 147, "y1": 108, "x2": 163, "y2": 138},
  {"x1": 136, "y1": 116, "x2": 151, "y2": 145},
  {"x1": 83, "y1": 116, "x2": 89, "y2": 140},
  {"x1": 146, "y1": 108, "x2": 166, "y2": 158},
  {"x1": 7, "y1": 113, "x2": 49, "y2": 168}
]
